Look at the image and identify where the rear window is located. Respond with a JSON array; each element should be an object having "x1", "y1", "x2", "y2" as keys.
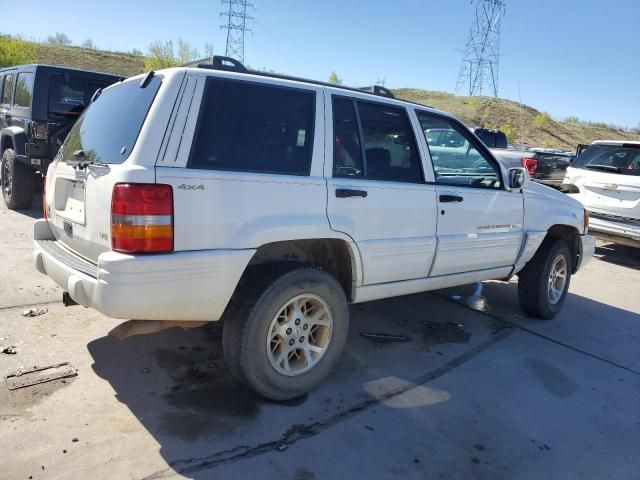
[
  {"x1": 189, "y1": 78, "x2": 315, "y2": 176},
  {"x1": 49, "y1": 74, "x2": 115, "y2": 118},
  {"x1": 61, "y1": 76, "x2": 161, "y2": 164},
  {"x1": 573, "y1": 145, "x2": 640, "y2": 176},
  {"x1": 474, "y1": 129, "x2": 508, "y2": 149}
]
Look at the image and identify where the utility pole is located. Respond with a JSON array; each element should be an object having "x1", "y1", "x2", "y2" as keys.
[
  {"x1": 220, "y1": 0, "x2": 254, "y2": 63},
  {"x1": 455, "y1": 0, "x2": 506, "y2": 97}
]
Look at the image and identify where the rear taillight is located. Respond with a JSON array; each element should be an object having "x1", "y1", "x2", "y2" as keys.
[
  {"x1": 522, "y1": 157, "x2": 538, "y2": 175},
  {"x1": 42, "y1": 176, "x2": 47, "y2": 220},
  {"x1": 111, "y1": 183, "x2": 173, "y2": 253},
  {"x1": 31, "y1": 122, "x2": 48, "y2": 140}
]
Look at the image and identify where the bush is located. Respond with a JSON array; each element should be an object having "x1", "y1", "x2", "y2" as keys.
[
  {"x1": 500, "y1": 123, "x2": 517, "y2": 144},
  {"x1": 534, "y1": 113, "x2": 550, "y2": 129},
  {"x1": 47, "y1": 32, "x2": 72, "y2": 45},
  {"x1": 0, "y1": 36, "x2": 37, "y2": 68},
  {"x1": 144, "y1": 40, "x2": 178, "y2": 71}
]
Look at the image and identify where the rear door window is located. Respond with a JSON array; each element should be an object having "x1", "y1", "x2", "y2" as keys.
[
  {"x1": 49, "y1": 74, "x2": 115, "y2": 118},
  {"x1": 189, "y1": 78, "x2": 316, "y2": 176},
  {"x1": 61, "y1": 76, "x2": 162, "y2": 164},
  {"x1": 2, "y1": 74, "x2": 15, "y2": 105},
  {"x1": 14, "y1": 72, "x2": 35, "y2": 108},
  {"x1": 332, "y1": 97, "x2": 423, "y2": 183}
]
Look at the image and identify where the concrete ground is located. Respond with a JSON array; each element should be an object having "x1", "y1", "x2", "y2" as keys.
[{"x1": 1, "y1": 197, "x2": 639, "y2": 480}]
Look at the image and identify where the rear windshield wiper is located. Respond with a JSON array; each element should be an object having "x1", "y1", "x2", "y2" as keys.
[
  {"x1": 585, "y1": 164, "x2": 621, "y2": 173},
  {"x1": 67, "y1": 150, "x2": 107, "y2": 170}
]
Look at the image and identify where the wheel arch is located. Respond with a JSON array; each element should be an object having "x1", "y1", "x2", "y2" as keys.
[
  {"x1": 545, "y1": 224, "x2": 581, "y2": 272},
  {"x1": 1, "y1": 127, "x2": 27, "y2": 156},
  {"x1": 246, "y1": 238, "x2": 360, "y2": 301}
]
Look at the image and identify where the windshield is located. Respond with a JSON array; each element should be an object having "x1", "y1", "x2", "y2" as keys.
[
  {"x1": 573, "y1": 144, "x2": 640, "y2": 176},
  {"x1": 48, "y1": 74, "x2": 115, "y2": 118},
  {"x1": 61, "y1": 76, "x2": 161, "y2": 164}
]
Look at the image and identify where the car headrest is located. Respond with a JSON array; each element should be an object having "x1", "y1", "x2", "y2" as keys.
[{"x1": 366, "y1": 148, "x2": 391, "y2": 172}]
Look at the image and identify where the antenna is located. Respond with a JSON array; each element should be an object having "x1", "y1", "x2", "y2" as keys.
[
  {"x1": 455, "y1": 0, "x2": 506, "y2": 97},
  {"x1": 220, "y1": 0, "x2": 254, "y2": 63}
]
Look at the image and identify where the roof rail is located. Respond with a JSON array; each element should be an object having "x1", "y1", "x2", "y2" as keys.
[{"x1": 197, "y1": 56, "x2": 397, "y2": 100}]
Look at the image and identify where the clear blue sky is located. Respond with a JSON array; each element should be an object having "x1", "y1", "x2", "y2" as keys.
[{"x1": 2, "y1": 0, "x2": 639, "y2": 126}]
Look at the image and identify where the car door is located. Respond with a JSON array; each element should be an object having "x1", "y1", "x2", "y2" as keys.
[
  {"x1": 416, "y1": 111, "x2": 524, "y2": 276},
  {"x1": 325, "y1": 92, "x2": 438, "y2": 285}
]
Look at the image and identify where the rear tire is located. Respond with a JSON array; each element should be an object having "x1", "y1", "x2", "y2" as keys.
[
  {"x1": 518, "y1": 238, "x2": 572, "y2": 319},
  {"x1": 222, "y1": 265, "x2": 349, "y2": 401},
  {"x1": 1, "y1": 149, "x2": 35, "y2": 210}
]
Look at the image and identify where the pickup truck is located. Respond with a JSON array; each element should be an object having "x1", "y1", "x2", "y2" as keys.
[
  {"x1": 471, "y1": 128, "x2": 574, "y2": 190},
  {"x1": 33, "y1": 56, "x2": 595, "y2": 400}
]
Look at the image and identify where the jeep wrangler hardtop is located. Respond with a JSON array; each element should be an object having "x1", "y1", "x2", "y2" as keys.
[
  {"x1": 1, "y1": 64, "x2": 121, "y2": 209},
  {"x1": 34, "y1": 56, "x2": 595, "y2": 400}
]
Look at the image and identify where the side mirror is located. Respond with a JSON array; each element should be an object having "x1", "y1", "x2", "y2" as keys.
[{"x1": 507, "y1": 167, "x2": 528, "y2": 190}]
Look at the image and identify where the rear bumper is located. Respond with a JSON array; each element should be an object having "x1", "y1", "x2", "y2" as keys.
[
  {"x1": 575, "y1": 234, "x2": 596, "y2": 272},
  {"x1": 33, "y1": 219, "x2": 255, "y2": 321},
  {"x1": 588, "y1": 214, "x2": 640, "y2": 248}
]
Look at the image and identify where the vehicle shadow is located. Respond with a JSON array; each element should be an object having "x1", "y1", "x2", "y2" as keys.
[
  {"x1": 594, "y1": 242, "x2": 640, "y2": 271},
  {"x1": 86, "y1": 282, "x2": 640, "y2": 479},
  {"x1": 4, "y1": 192, "x2": 44, "y2": 220}
]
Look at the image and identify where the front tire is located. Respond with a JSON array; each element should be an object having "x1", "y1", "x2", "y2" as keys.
[
  {"x1": 518, "y1": 239, "x2": 572, "y2": 319},
  {"x1": 222, "y1": 265, "x2": 349, "y2": 401},
  {"x1": 1, "y1": 149, "x2": 35, "y2": 210}
]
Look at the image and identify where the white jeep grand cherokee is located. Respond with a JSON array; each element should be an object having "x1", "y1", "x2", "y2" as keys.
[{"x1": 34, "y1": 57, "x2": 595, "y2": 400}]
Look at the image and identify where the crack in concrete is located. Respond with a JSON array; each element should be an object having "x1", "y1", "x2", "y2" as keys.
[
  {"x1": 437, "y1": 293, "x2": 640, "y2": 377},
  {"x1": 143, "y1": 329, "x2": 512, "y2": 479}
]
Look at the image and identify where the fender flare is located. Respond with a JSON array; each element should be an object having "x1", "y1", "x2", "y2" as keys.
[{"x1": 1, "y1": 126, "x2": 27, "y2": 156}]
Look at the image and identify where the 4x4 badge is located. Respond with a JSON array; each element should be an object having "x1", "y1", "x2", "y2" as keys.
[{"x1": 177, "y1": 184, "x2": 205, "y2": 191}]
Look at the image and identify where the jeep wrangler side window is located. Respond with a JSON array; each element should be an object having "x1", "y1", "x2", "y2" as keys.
[
  {"x1": 2, "y1": 74, "x2": 15, "y2": 105},
  {"x1": 189, "y1": 78, "x2": 315, "y2": 176},
  {"x1": 333, "y1": 97, "x2": 422, "y2": 183},
  {"x1": 417, "y1": 112, "x2": 502, "y2": 189},
  {"x1": 14, "y1": 72, "x2": 35, "y2": 108}
]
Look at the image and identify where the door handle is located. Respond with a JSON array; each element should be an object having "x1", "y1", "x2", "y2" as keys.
[
  {"x1": 336, "y1": 188, "x2": 367, "y2": 198},
  {"x1": 439, "y1": 194, "x2": 463, "y2": 203}
]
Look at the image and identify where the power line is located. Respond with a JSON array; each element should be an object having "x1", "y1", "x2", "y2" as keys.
[
  {"x1": 220, "y1": 0, "x2": 254, "y2": 63},
  {"x1": 455, "y1": 0, "x2": 506, "y2": 97}
]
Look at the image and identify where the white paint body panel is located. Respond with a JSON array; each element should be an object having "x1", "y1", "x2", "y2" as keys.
[{"x1": 431, "y1": 186, "x2": 524, "y2": 276}]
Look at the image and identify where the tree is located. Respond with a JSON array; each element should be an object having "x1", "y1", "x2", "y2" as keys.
[
  {"x1": 204, "y1": 42, "x2": 215, "y2": 59},
  {"x1": 328, "y1": 71, "x2": 342, "y2": 85},
  {"x1": 82, "y1": 38, "x2": 95, "y2": 49},
  {"x1": 46, "y1": 32, "x2": 72, "y2": 45},
  {"x1": 144, "y1": 40, "x2": 177, "y2": 71},
  {"x1": 177, "y1": 38, "x2": 199, "y2": 64},
  {"x1": 130, "y1": 48, "x2": 143, "y2": 56},
  {"x1": 0, "y1": 36, "x2": 37, "y2": 68},
  {"x1": 534, "y1": 112, "x2": 550, "y2": 130}
]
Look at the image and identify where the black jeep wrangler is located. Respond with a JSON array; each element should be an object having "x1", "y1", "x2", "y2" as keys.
[{"x1": 0, "y1": 65, "x2": 121, "y2": 209}]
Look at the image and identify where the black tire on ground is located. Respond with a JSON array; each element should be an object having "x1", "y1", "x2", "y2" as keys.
[
  {"x1": 517, "y1": 238, "x2": 572, "y2": 320},
  {"x1": 1, "y1": 149, "x2": 35, "y2": 210},
  {"x1": 222, "y1": 264, "x2": 349, "y2": 401}
]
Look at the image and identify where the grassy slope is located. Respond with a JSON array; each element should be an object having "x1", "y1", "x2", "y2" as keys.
[
  {"x1": 394, "y1": 88, "x2": 640, "y2": 150},
  {"x1": 24, "y1": 43, "x2": 638, "y2": 150},
  {"x1": 34, "y1": 43, "x2": 144, "y2": 77}
]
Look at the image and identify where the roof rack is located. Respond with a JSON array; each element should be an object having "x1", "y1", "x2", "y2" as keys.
[{"x1": 198, "y1": 55, "x2": 395, "y2": 100}]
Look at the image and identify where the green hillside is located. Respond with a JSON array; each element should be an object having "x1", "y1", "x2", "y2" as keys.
[{"x1": 394, "y1": 89, "x2": 640, "y2": 151}]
